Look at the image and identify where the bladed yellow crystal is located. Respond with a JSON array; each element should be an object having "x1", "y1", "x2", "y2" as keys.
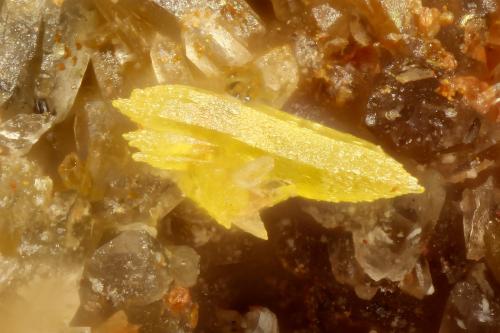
[{"x1": 113, "y1": 85, "x2": 424, "y2": 239}]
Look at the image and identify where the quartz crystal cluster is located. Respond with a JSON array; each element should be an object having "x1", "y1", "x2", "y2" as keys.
[{"x1": 0, "y1": 0, "x2": 499, "y2": 332}]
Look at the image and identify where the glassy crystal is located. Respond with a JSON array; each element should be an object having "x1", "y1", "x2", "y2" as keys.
[
  {"x1": 293, "y1": 32, "x2": 323, "y2": 71},
  {"x1": 485, "y1": 207, "x2": 500, "y2": 284},
  {"x1": 329, "y1": 231, "x2": 378, "y2": 300},
  {"x1": 305, "y1": 169, "x2": 443, "y2": 282},
  {"x1": 0, "y1": 156, "x2": 53, "y2": 255},
  {"x1": 254, "y1": 45, "x2": 299, "y2": 107},
  {"x1": 399, "y1": 256, "x2": 434, "y2": 299},
  {"x1": 353, "y1": 169, "x2": 444, "y2": 281},
  {"x1": 80, "y1": 230, "x2": 171, "y2": 309},
  {"x1": 460, "y1": 177, "x2": 494, "y2": 260},
  {"x1": 94, "y1": 0, "x2": 153, "y2": 55},
  {"x1": 0, "y1": 113, "x2": 53, "y2": 155},
  {"x1": 439, "y1": 264, "x2": 500, "y2": 333},
  {"x1": 181, "y1": 10, "x2": 253, "y2": 75},
  {"x1": 0, "y1": 0, "x2": 44, "y2": 106},
  {"x1": 36, "y1": 1, "x2": 96, "y2": 123},
  {"x1": 91, "y1": 50, "x2": 124, "y2": 98},
  {"x1": 152, "y1": 0, "x2": 265, "y2": 40},
  {"x1": 243, "y1": 307, "x2": 279, "y2": 333},
  {"x1": 150, "y1": 33, "x2": 193, "y2": 84},
  {"x1": 166, "y1": 245, "x2": 200, "y2": 288},
  {"x1": 310, "y1": 3, "x2": 344, "y2": 32},
  {"x1": 74, "y1": 100, "x2": 182, "y2": 227}
]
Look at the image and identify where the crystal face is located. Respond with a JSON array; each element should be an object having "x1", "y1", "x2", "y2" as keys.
[
  {"x1": 0, "y1": 0, "x2": 499, "y2": 332},
  {"x1": 113, "y1": 85, "x2": 423, "y2": 239}
]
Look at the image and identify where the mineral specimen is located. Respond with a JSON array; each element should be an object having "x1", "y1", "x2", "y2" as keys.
[
  {"x1": 0, "y1": 0, "x2": 498, "y2": 332},
  {"x1": 113, "y1": 85, "x2": 423, "y2": 239}
]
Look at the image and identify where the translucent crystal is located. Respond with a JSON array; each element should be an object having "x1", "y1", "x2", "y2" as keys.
[
  {"x1": 399, "y1": 256, "x2": 434, "y2": 299},
  {"x1": 181, "y1": 10, "x2": 253, "y2": 75},
  {"x1": 0, "y1": 113, "x2": 53, "y2": 156},
  {"x1": 310, "y1": 3, "x2": 344, "y2": 32},
  {"x1": 353, "y1": 170, "x2": 444, "y2": 281},
  {"x1": 91, "y1": 50, "x2": 124, "y2": 98},
  {"x1": 460, "y1": 177, "x2": 494, "y2": 261},
  {"x1": 74, "y1": 100, "x2": 182, "y2": 226},
  {"x1": 153, "y1": 0, "x2": 264, "y2": 76},
  {"x1": 243, "y1": 307, "x2": 279, "y2": 333},
  {"x1": 94, "y1": 0, "x2": 154, "y2": 55},
  {"x1": 0, "y1": 156, "x2": 53, "y2": 255},
  {"x1": 163, "y1": 199, "x2": 220, "y2": 247},
  {"x1": 305, "y1": 169, "x2": 443, "y2": 282},
  {"x1": 439, "y1": 264, "x2": 500, "y2": 333},
  {"x1": 166, "y1": 245, "x2": 200, "y2": 288},
  {"x1": 36, "y1": 1, "x2": 96, "y2": 123},
  {"x1": 152, "y1": 0, "x2": 265, "y2": 40},
  {"x1": 329, "y1": 231, "x2": 378, "y2": 300},
  {"x1": 47, "y1": 192, "x2": 92, "y2": 252},
  {"x1": 0, "y1": 0, "x2": 44, "y2": 106},
  {"x1": 114, "y1": 85, "x2": 423, "y2": 239},
  {"x1": 150, "y1": 33, "x2": 193, "y2": 84},
  {"x1": 485, "y1": 209, "x2": 500, "y2": 283},
  {"x1": 80, "y1": 230, "x2": 171, "y2": 308},
  {"x1": 254, "y1": 45, "x2": 299, "y2": 107},
  {"x1": 293, "y1": 32, "x2": 323, "y2": 71}
]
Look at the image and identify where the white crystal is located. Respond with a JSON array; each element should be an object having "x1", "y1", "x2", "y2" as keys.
[{"x1": 311, "y1": 3, "x2": 342, "y2": 32}]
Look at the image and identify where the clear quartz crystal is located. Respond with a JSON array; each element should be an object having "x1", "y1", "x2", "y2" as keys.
[
  {"x1": 152, "y1": 0, "x2": 265, "y2": 40},
  {"x1": 36, "y1": 1, "x2": 96, "y2": 123},
  {"x1": 0, "y1": 156, "x2": 53, "y2": 254},
  {"x1": 329, "y1": 231, "x2": 378, "y2": 300},
  {"x1": 154, "y1": 0, "x2": 264, "y2": 76},
  {"x1": 91, "y1": 50, "x2": 124, "y2": 98},
  {"x1": 80, "y1": 230, "x2": 171, "y2": 308},
  {"x1": 166, "y1": 245, "x2": 200, "y2": 288},
  {"x1": 439, "y1": 264, "x2": 500, "y2": 333},
  {"x1": 0, "y1": 113, "x2": 53, "y2": 155},
  {"x1": 254, "y1": 45, "x2": 299, "y2": 107},
  {"x1": 461, "y1": 177, "x2": 494, "y2": 261},
  {"x1": 305, "y1": 169, "x2": 444, "y2": 283},
  {"x1": 0, "y1": 0, "x2": 44, "y2": 106},
  {"x1": 150, "y1": 33, "x2": 193, "y2": 84},
  {"x1": 353, "y1": 170, "x2": 445, "y2": 282},
  {"x1": 399, "y1": 256, "x2": 434, "y2": 299},
  {"x1": 181, "y1": 10, "x2": 253, "y2": 73}
]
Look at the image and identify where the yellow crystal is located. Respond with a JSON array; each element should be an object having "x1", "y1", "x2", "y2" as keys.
[{"x1": 113, "y1": 85, "x2": 424, "y2": 239}]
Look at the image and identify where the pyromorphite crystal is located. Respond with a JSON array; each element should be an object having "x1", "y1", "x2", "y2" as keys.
[{"x1": 113, "y1": 85, "x2": 424, "y2": 239}]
